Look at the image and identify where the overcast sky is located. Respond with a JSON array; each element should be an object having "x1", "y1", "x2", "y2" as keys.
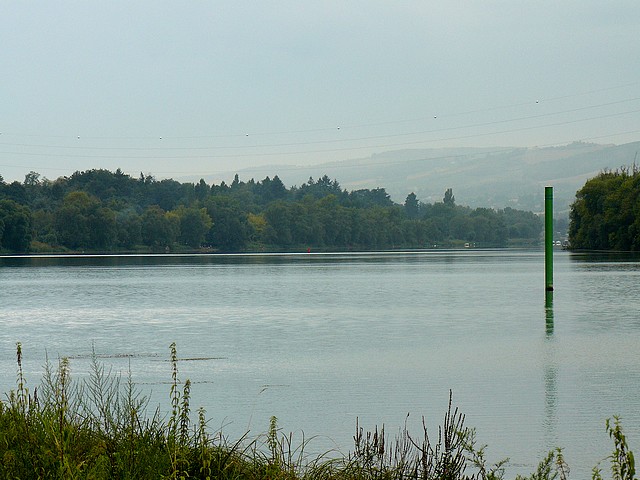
[{"x1": 1, "y1": 1, "x2": 639, "y2": 183}]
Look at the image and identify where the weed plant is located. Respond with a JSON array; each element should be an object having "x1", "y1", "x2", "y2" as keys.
[{"x1": 0, "y1": 343, "x2": 635, "y2": 479}]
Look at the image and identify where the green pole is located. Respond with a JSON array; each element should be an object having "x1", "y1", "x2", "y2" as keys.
[{"x1": 545, "y1": 186, "x2": 554, "y2": 291}]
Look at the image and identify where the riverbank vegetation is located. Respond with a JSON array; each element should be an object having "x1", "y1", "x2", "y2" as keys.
[
  {"x1": 0, "y1": 169, "x2": 542, "y2": 254},
  {"x1": 1, "y1": 343, "x2": 635, "y2": 479},
  {"x1": 569, "y1": 165, "x2": 640, "y2": 251}
]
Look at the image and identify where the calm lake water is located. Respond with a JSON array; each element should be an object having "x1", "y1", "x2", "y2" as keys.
[{"x1": 1, "y1": 250, "x2": 639, "y2": 477}]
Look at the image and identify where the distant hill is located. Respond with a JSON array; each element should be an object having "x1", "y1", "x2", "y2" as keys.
[{"x1": 193, "y1": 141, "x2": 640, "y2": 217}]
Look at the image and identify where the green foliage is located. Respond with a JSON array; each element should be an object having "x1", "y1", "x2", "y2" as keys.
[
  {"x1": 174, "y1": 206, "x2": 213, "y2": 248},
  {"x1": 56, "y1": 191, "x2": 117, "y2": 250},
  {"x1": 514, "y1": 449, "x2": 569, "y2": 480},
  {"x1": 0, "y1": 344, "x2": 637, "y2": 479},
  {"x1": 607, "y1": 417, "x2": 636, "y2": 480},
  {"x1": 444, "y1": 187, "x2": 456, "y2": 206},
  {"x1": 295, "y1": 175, "x2": 346, "y2": 202},
  {"x1": 0, "y1": 169, "x2": 543, "y2": 252},
  {"x1": 570, "y1": 166, "x2": 640, "y2": 251},
  {"x1": 348, "y1": 187, "x2": 393, "y2": 208},
  {"x1": 204, "y1": 196, "x2": 250, "y2": 250},
  {"x1": 0, "y1": 199, "x2": 32, "y2": 252},
  {"x1": 115, "y1": 208, "x2": 143, "y2": 248},
  {"x1": 502, "y1": 207, "x2": 544, "y2": 240},
  {"x1": 593, "y1": 417, "x2": 636, "y2": 480},
  {"x1": 349, "y1": 393, "x2": 471, "y2": 479},
  {"x1": 141, "y1": 205, "x2": 178, "y2": 249},
  {"x1": 404, "y1": 192, "x2": 420, "y2": 218},
  {"x1": 1, "y1": 180, "x2": 29, "y2": 204}
]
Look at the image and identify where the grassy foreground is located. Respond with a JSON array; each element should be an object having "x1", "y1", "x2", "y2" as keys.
[{"x1": 0, "y1": 343, "x2": 635, "y2": 480}]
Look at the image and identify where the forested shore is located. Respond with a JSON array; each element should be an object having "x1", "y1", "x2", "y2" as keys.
[
  {"x1": 569, "y1": 166, "x2": 640, "y2": 251},
  {"x1": 0, "y1": 169, "x2": 542, "y2": 254}
]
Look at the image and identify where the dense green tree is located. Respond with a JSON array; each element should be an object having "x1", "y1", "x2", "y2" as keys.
[
  {"x1": 194, "y1": 178, "x2": 210, "y2": 202},
  {"x1": 317, "y1": 194, "x2": 341, "y2": 245},
  {"x1": 55, "y1": 191, "x2": 117, "y2": 250},
  {"x1": 23, "y1": 171, "x2": 41, "y2": 188},
  {"x1": 43, "y1": 178, "x2": 68, "y2": 207},
  {"x1": 449, "y1": 214, "x2": 473, "y2": 241},
  {"x1": 423, "y1": 218, "x2": 445, "y2": 244},
  {"x1": 174, "y1": 206, "x2": 213, "y2": 248},
  {"x1": 424, "y1": 202, "x2": 453, "y2": 239},
  {"x1": 230, "y1": 173, "x2": 242, "y2": 190},
  {"x1": 246, "y1": 212, "x2": 267, "y2": 244},
  {"x1": 255, "y1": 175, "x2": 288, "y2": 203},
  {"x1": 204, "y1": 196, "x2": 249, "y2": 251},
  {"x1": 115, "y1": 209, "x2": 142, "y2": 249},
  {"x1": 0, "y1": 199, "x2": 32, "y2": 252},
  {"x1": 401, "y1": 218, "x2": 422, "y2": 245},
  {"x1": 569, "y1": 168, "x2": 640, "y2": 250},
  {"x1": 148, "y1": 179, "x2": 189, "y2": 211},
  {"x1": 348, "y1": 187, "x2": 393, "y2": 208},
  {"x1": 404, "y1": 192, "x2": 420, "y2": 219},
  {"x1": 357, "y1": 207, "x2": 394, "y2": 248},
  {"x1": 90, "y1": 207, "x2": 118, "y2": 250},
  {"x1": 31, "y1": 209, "x2": 58, "y2": 246},
  {"x1": 3, "y1": 182, "x2": 28, "y2": 204},
  {"x1": 471, "y1": 208, "x2": 507, "y2": 246},
  {"x1": 501, "y1": 207, "x2": 543, "y2": 240},
  {"x1": 0, "y1": 167, "x2": 544, "y2": 251},
  {"x1": 287, "y1": 201, "x2": 317, "y2": 245},
  {"x1": 295, "y1": 175, "x2": 345, "y2": 202},
  {"x1": 443, "y1": 188, "x2": 455, "y2": 206},
  {"x1": 67, "y1": 168, "x2": 138, "y2": 205},
  {"x1": 263, "y1": 201, "x2": 293, "y2": 246},
  {"x1": 141, "y1": 205, "x2": 179, "y2": 248}
]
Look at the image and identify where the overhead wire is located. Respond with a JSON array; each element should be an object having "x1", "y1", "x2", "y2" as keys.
[
  {"x1": 0, "y1": 96, "x2": 639, "y2": 152},
  {"x1": 2, "y1": 125, "x2": 639, "y2": 179},
  {"x1": 1, "y1": 80, "x2": 638, "y2": 141},
  {"x1": 1, "y1": 106, "x2": 639, "y2": 159},
  {"x1": 0, "y1": 81, "x2": 638, "y2": 178}
]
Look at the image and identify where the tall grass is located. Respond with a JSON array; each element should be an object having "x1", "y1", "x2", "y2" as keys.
[{"x1": 0, "y1": 343, "x2": 635, "y2": 479}]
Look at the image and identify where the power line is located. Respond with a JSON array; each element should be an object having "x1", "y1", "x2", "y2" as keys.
[
  {"x1": 1, "y1": 107, "x2": 639, "y2": 160},
  {"x1": 2, "y1": 128, "x2": 640, "y2": 179},
  {"x1": 2, "y1": 81, "x2": 638, "y2": 141},
  {"x1": 1, "y1": 97, "x2": 639, "y2": 153}
]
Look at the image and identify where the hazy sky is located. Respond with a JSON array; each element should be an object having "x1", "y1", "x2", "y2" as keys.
[{"x1": 1, "y1": 1, "x2": 639, "y2": 183}]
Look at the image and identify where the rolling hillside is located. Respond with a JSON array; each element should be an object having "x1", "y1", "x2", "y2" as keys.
[{"x1": 204, "y1": 140, "x2": 640, "y2": 217}]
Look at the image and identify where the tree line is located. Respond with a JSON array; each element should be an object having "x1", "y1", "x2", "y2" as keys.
[
  {"x1": 569, "y1": 165, "x2": 640, "y2": 251},
  {"x1": 0, "y1": 169, "x2": 543, "y2": 253}
]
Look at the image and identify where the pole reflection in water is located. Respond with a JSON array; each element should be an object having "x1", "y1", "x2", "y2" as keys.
[
  {"x1": 544, "y1": 290, "x2": 558, "y2": 450},
  {"x1": 545, "y1": 290, "x2": 554, "y2": 336}
]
